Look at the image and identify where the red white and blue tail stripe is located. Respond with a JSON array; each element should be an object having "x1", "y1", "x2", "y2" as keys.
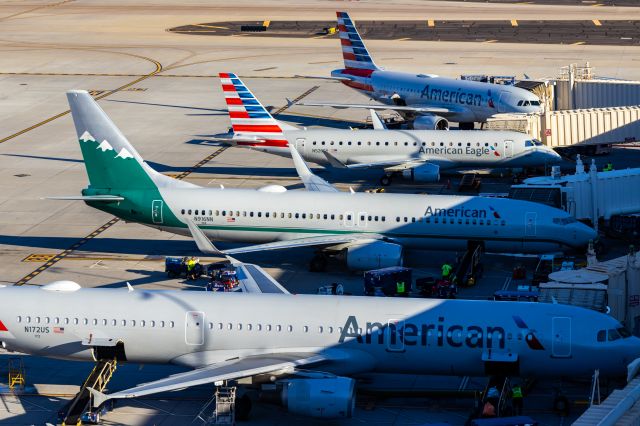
[
  {"x1": 337, "y1": 11, "x2": 379, "y2": 71},
  {"x1": 219, "y1": 72, "x2": 288, "y2": 148}
]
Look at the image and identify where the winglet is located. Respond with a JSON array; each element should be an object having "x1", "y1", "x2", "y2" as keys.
[
  {"x1": 289, "y1": 145, "x2": 339, "y2": 192},
  {"x1": 186, "y1": 219, "x2": 224, "y2": 255},
  {"x1": 87, "y1": 387, "x2": 109, "y2": 408},
  {"x1": 369, "y1": 109, "x2": 387, "y2": 130},
  {"x1": 322, "y1": 151, "x2": 348, "y2": 169}
]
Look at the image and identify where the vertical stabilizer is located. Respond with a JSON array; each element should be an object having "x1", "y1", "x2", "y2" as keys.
[
  {"x1": 336, "y1": 12, "x2": 379, "y2": 71},
  {"x1": 219, "y1": 73, "x2": 288, "y2": 148}
]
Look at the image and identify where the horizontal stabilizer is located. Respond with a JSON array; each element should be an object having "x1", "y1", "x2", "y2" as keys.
[
  {"x1": 322, "y1": 151, "x2": 348, "y2": 169},
  {"x1": 45, "y1": 195, "x2": 125, "y2": 202}
]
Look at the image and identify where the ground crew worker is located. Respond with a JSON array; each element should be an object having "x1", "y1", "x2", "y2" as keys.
[
  {"x1": 512, "y1": 384, "x2": 524, "y2": 415},
  {"x1": 186, "y1": 257, "x2": 197, "y2": 280},
  {"x1": 603, "y1": 161, "x2": 614, "y2": 172},
  {"x1": 396, "y1": 281, "x2": 406, "y2": 296},
  {"x1": 442, "y1": 262, "x2": 453, "y2": 280}
]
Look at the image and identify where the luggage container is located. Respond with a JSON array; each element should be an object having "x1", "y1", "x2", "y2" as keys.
[{"x1": 363, "y1": 266, "x2": 412, "y2": 296}]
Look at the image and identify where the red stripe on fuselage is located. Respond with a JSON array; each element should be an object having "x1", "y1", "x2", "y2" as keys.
[
  {"x1": 343, "y1": 80, "x2": 374, "y2": 92},
  {"x1": 237, "y1": 139, "x2": 288, "y2": 148},
  {"x1": 339, "y1": 68, "x2": 375, "y2": 77},
  {"x1": 233, "y1": 124, "x2": 282, "y2": 132},
  {"x1": 221, "y1": 84, "x2": 236, "y2": 92},
  {"x1": 219, "y1": 72, "x2": 230, "y2": 79},
  {"x1": 343, "y1": 52, "x2": 356, "y2": 61},
  {"x1": 0, "y1": 321, "x2": 7, "y2": 332},
  {"x1": 225, "y1": 98, "x2": 244, "y2": 105},
  {"x1": 229, "y1": 111, "x2": 250, "y2": 119}
]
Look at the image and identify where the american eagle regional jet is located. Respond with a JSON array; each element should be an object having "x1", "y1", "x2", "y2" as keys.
[
  {"x1": 220, "y1": 73, "x2": 560, "y2": 186},
  {"x1": 294, "y1": 12, "x2": 543, "y2": 130},
  {"x1": 0, "y1": 279, "x2": 638, "y2": 420},
  {"x1": 51, "y1": 90, "x2": 594, "y2": 271}
]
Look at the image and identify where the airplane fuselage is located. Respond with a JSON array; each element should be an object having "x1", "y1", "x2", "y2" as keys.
[
  {"x1": 1, "y1": 287, "x2": 637, "y2": 379},
  {"x1": 86, "y1": 187, "x2": 596, "y2": 253},
  {"x1": 332, "y1": 69, "x2": 543, "y2": 122},
  {"x1": 237, "y1": 129, "x2": 560, "y2": 169}
]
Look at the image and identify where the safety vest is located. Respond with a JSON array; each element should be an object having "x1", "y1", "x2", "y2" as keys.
[
  {"x1": 187, "y1": 260, "x2": 195, "y2": 271},
  {"x1": 442, "y1": 264, "x2": 452, "y2": 276},
  {"x1": 512, "y1": 386, "x2": 523, "y2": 398},
  {"x1": 396, "y1": 281, "x2": 405, "y2": 294},
  {"x1": 604, "y1": 163, "x2": 613, "y2": 172}
]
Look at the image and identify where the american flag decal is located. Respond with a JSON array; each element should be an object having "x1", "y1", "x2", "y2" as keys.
[
  {"x1": 227, "y1": 217, "x2": 236, "y2": 223},
  {"x1": 54, "y1": 327, "x2": 65, "y2": 334}
]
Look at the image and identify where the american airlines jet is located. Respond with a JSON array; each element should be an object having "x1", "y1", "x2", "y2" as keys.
[
  {"x1": 52, "y1": 91, "x2": 594, "y2": 272},
  {"x1": 295, "y1": 12, "x2": 543, "y2": 130},
  {"x1": 0, "y1": 281, "x2": 638, "y2": 420},
  {"x1": 221, "y1": 73, "x2": 560, "y2": 185}
]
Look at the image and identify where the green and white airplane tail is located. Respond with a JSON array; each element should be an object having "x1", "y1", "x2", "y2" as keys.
[
  {"x1": 66, "y1": 90, "x2": 194, "y2": 193},
  {"x1": 57, "y1": 91, "x2": 193, "y2": 226}
]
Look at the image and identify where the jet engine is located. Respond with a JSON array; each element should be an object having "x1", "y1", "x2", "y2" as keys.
[
  {"x1": 280, "y1": 377, "x2": 355, "y2": 419},
  {"x1": 413, "y1": 115, "x2": 449, "y2": 130},
  {"x1": 401, "y1": 163, "x2": 440, "y2": 183},
  {"x1": 341, "y1": 240, "x2": 403, "y2": 270}
]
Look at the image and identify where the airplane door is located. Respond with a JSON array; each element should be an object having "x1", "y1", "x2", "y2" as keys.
[
  {"x1": 525, "y1": 212, "x2": 537, "y2": 236},
  {"x1": 552, "y1": 317, "x2": 572, "y2": 358},
  {"x1": 503, "y1": 140, "x2": 513, "y2": 158},
  {"x1": 152, "y1": 200, "x2": 163, "y2": 224},
  {"x1": 185, "y1": 311, "x2": 205, "y2": 345},
  {"x1": 357, "y1": 212, "x2": 368, "y2": 228},
  {"x1": 386, "y1": 319, "x2": 405, "y2": 352},
  {"x1": 296, "y1": 138, "x2": 306, "y2": 154}
]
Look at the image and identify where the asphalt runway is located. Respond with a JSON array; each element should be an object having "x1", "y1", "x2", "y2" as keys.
[
  {"x1": 1, "y1": 0, "x2": 640, "y2": 424},
  {"x1": 170, "y1": 19, "x2": 640, "y2": 46}
]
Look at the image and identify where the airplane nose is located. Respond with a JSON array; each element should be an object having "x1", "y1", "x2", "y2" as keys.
[{"x1": 574, "y1": 222, "x2": 598, "y2": 246}]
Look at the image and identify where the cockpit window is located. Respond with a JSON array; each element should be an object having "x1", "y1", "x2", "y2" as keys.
[
  {"x1": 597, "y1": 330, "x2": 606, "y2": 342},
  {"x1": 517, "y1": 100, "x2": 523, "y2": 106},
  {"x1": 553, "y1": 217, "x2": 577, "y2": 225},
  {"x1": 532, "y1": 139, "x2": 542, "y2": 146},
  {"x1": 608, "y1": 328, "x2": 622, "y2": 341},
  {"x1": 618, "y1": 327, "x2": 632, "y2": 338},
  {"x1": 530, "y1": 100, "x2": 541, "y2": 106}
]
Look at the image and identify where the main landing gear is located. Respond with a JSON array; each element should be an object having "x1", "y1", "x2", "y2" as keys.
[{"x1": 380, "y1": 174, "x2": 392, "y2": 186}]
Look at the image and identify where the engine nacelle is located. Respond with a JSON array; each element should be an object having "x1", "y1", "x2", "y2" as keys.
[
  {"x1": 281, "y1": 377, "x2": 355, "y2": 419},
  {"x1": 343, "y1": 240, "x2": 403, "y2": 270},
  {"x1": 401, "y1": 163, "x2": 440, "y2": 183},
  {"x1": 413, "y1": 114, "x2": 449, "y2": 130}
]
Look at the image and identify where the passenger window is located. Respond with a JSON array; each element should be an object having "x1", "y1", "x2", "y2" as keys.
[
  {"x1": 331, "y1": 214, "x2": 335, "y2": 220},
  {"x1": 93, "y1": 319, "x2": 98, "y2": 326},
  {"x1": 257, "y1": 212, "x2": 262, "y2": 217},
  {"x1": 319, "y1": 326, "x2": 323, "y2": 333},
  {"x1": 302, "y1": 213, "x2": 306, "y2": 219},
  {"x1": 277, "y1": 325, "x2": 282, "y2": 332},
  {"x1": 195, "y1": 210, "x2": 199, "y2": 216},
  {"x1": 209, "y1": 322, "x2": 214, "y2": 329},
  {"x1": 102, "y1": 319, "x2": 107, "y2": 326},
  {"x1": 122, "y1": 320, "x2": 126, "y2": 326},
  {"x1": 266, "y1": 324, "x2": 272, "y2": 331},
  {"x1": 396, "y1": 217, "x2": 400, "y2": 222},
  {"x1": 150, "y1": 320, "x2": 156, "y2": 328},
  {"x1": 295, "y1": 213, "x2": 299, "y2": 219},
  {"x1": 112, "y1": 319, "x2": 117, "y2": 326},
  {"x1": 181, "y1": 209, "x2": 185, "y2": 214},
  {"x1": 160, "y1": 321, "x2": 165, "y2": 328},
  {"x1": 304, "y1": 326, "x2": 309, "y2": 333},
  {"x1": 141, "y1": 320, "x2": 146, "y2": 327}
]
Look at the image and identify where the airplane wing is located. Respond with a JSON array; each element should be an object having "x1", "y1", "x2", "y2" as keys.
[
  {"x1": 233, "y1": 261, "x2": 290, "y2": 294},
  {"x1": 293, "y1": 101, "x2": 451, "y2": 115},
  {"x1": 186, "y1": 218, "x2": 387, "y2": 256},
  {"x1": 289, "y1": 143, "x2": 339, "y2": 193},
  {"x1": 322, "y1": 151, "x2": 452, "y2": 172},
  {"x1": 88, "y1": 353, "x2": 327, "y2": 407}
]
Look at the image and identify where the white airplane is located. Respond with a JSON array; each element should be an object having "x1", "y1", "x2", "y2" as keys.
[
  {"x1": 52, "y1": 90, "x2": 595, "y2": 272},
  {"x1": 220, "y1": 73, "x2": 560, "y2": 185},
  {"x1": 294, "y1": 11, "x2": 543, "y2": 130},
  {"x1": 0, "y1": 280, "x2": 638, "y2": 420}
]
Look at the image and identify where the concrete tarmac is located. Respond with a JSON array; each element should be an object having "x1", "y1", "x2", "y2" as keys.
[{"x1": 1, "y1": 1, "x2": 639, "y2": 424}]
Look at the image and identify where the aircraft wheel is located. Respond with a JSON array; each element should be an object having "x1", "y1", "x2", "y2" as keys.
[
  {"x1": 380, "y1": 175, "x2": 392, "y2": 186},
  {"x1": 309, "y1": 255, "x2": 328, "y2": 272},
  {"x1": 236, "y1": 394, "x2": 252, "y2": 421}
]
